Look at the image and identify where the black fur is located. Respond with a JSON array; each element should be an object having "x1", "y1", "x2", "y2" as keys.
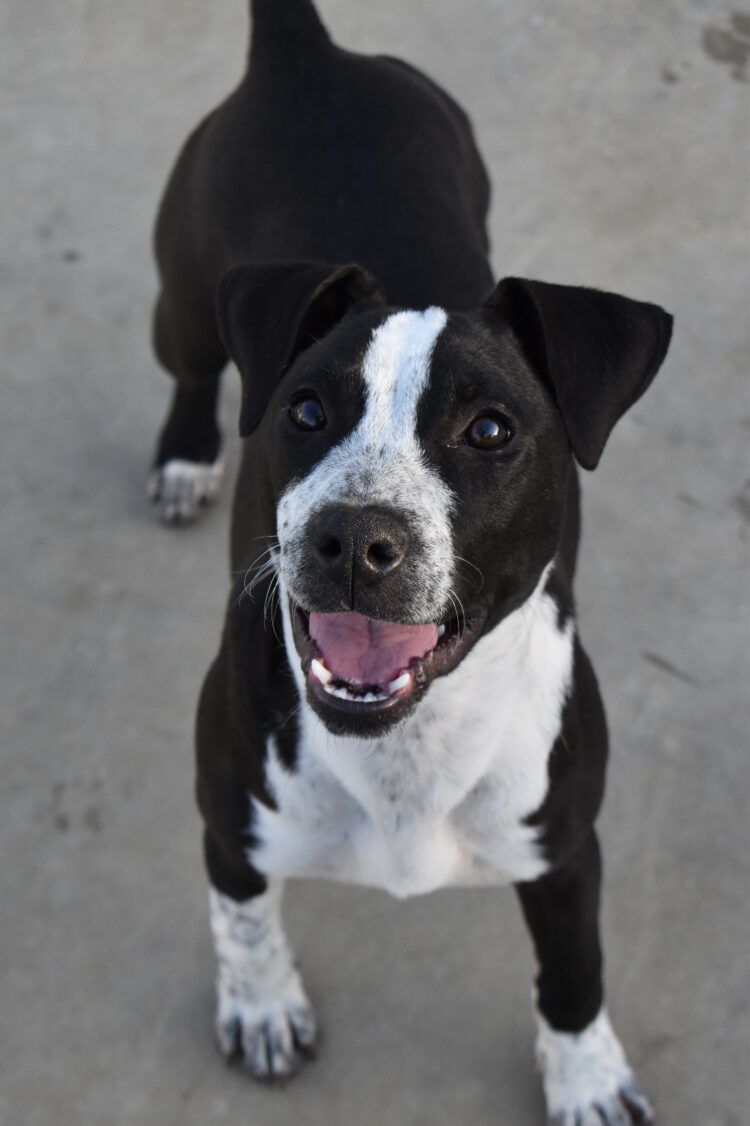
[{"x1": 150, "y1": 0, "x2": 672, "y2": 1085}]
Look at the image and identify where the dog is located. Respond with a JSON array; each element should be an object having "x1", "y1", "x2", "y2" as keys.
[{"x1": 149, "y1": 2, "x2": 672, "y2": 1121}]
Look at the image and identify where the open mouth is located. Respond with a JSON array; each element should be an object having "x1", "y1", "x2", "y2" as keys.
[{"x1": 291, "y1": 603, "x2": 486, "y2": 733}]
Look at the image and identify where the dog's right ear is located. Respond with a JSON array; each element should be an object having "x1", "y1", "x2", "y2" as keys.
[{"x1": 217, "y1": 260, "x2": 382, "y2": 437}]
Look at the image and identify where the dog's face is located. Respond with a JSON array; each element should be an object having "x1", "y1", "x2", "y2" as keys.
[
  {"x1": 270, "y1": 305, "x2": 570, "y2": 734},
  {"x1": 219, "y1": 262, "x2": 672, "y2": 735}
]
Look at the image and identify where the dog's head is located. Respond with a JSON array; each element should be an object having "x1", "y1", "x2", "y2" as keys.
[{"x1": 218, "y1": 261, "x2": 672, "y2": 735}]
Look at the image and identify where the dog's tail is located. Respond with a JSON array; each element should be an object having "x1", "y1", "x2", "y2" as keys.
[{"x1": 249, "y1": 0, "x2": 332, "y2": 61}]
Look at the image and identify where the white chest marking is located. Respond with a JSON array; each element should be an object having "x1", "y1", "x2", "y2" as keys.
[
  {"x1": 276, "y1": 308, "x2": 455, "y2": 622},
  {"x1": 249, "y1": 568, "x2": 573, "y2": 898}
]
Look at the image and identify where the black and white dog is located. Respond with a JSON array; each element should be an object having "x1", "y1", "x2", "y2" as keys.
[{"x1": 149, "y1": 2, "x2": 672, "y2": 1122}]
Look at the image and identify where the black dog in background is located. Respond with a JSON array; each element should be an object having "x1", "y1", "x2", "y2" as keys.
[{"x1": 149, "y1": 3, "x2": 671, "y2": 1122}]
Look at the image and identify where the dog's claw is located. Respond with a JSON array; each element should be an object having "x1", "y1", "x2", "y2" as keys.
[
  {"x1": 148, "y1": 457, "x2": 224, "y2": 524},
  {"x1": 545, "y1": 1082, "x2": 654, "y2": 1126},
  {"x1": 538, "y1": 1009, "x2": 654, "y2": 1126},
  {"x1": 216, "y1": 995, "x2": 318, "y2": 1082},
  {"x1": 242, "y1": 1017, "x2": 294, "y2": 1082},
  {"x1": 618, "y1": 1085, "x2": 654, "y2": 1124},
  {"x1": 216, "y1": 1013, "x2": 243, "y2": 1060},
  {"x1": 548, "y1": 1092, "x2": 653, "y2": 1126}
]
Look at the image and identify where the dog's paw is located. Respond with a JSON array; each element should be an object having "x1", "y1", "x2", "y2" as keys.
[
  {"x1": 215, "y1": 985, "x2": 318, "y2": 1082},
  {"x1": 537, "y1": 1009, "x2": 654, "y2": 1125},
  {"x1": 147, "y1": 457, "x2": 224, "y2": 524},
  {"x1": 209, "y1": 885, "x2": 318, "y2": 1083}
]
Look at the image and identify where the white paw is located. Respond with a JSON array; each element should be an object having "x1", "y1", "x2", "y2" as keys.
[
  {"x1": 148, "y1": 457, "x2": 224, "y2": 524},
  {"x1": 209, "y1": 885, "x2": 318, "y2": 1083},
  {"x1": 537, "y1": 1008, "x2": 654, "y2": 1125},
  {"x1": 215, "y1": 981, "x2": 318, "y2": 1081}
]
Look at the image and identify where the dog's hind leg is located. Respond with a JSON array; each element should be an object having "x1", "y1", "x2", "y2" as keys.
[
  {"x1": 515, "y1": 831, "x2": 654, "y2": 1125},
  {"x1": 148, "y1": 288, "x2": 227, "y2": 524}
]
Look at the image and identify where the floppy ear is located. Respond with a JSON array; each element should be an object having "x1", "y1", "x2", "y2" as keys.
[
  {"x1": 486, "y1": 278, "x2": 673, "y2": 469},
  {"x1": 216, "y1": 260, "x2": 383, "y2": 437}
]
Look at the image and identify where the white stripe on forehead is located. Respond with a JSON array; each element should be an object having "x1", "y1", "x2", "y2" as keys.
[
  {"x1": 277, "y1": 305, "x2": 454, "y2": 623},
  {"x1": 360, "y1": 307, "x2": 448, "y2": 440}
]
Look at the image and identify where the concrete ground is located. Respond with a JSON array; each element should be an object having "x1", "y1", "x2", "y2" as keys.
[{"x1": 1, "y1": 1, "x2": 748, "y2": 1123}]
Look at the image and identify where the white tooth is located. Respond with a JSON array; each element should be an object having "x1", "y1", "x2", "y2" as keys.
[
  {"x1": 438, "y1": 624, "x2": 446, "y2": 638},
  {"x1": 321, "y1": 679, "x2": 392, "y2": 704},
  {"x1": 311, "y1": 658, "x2": 332, "y2": 685},
  {"x1": 387, "y1": 672, "x2": 411, "y2": 695}
]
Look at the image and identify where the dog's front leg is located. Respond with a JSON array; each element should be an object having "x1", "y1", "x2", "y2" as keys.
[
  {"x1": 515, "y1": 831, "x2": 654, "y2": 1125},
  {"x1": 208, "y1": 879, "x2": 318, "y2": 1081}
]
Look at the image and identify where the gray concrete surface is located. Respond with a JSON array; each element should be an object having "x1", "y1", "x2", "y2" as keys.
[{"x1": 1, "y1": 1, "x2": 748, "y2": 1123}]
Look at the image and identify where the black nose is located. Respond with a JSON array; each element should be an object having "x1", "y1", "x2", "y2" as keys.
[{"x1": 312, "y1": 506, "x2": 410, "y2": 591}]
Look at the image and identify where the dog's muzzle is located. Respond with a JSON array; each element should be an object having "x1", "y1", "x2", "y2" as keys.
[{"x1": 281, "y1": 503, "x2": 485, "y2": 734}]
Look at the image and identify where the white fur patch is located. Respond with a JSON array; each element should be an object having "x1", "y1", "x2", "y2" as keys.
[
  {"x1": 249, "y1": 564, "x2": 573, "y2": 898},
  {"x1": 536, "y1": 1006, "x2": 654, "y2": 1124},
  {"x1": 208, "y1": 884, "x2": 316, "y2": 1077},
  {"x1": 148, "y1": 456, "x2": 224, "y2": 524},
  {"x1": 277, "y1": 307, "x2": 454, "y2": 622}
]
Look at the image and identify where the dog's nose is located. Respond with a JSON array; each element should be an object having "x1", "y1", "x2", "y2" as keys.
[{"x1": 311, "y1": 506, "x2": 410, "y2": 590}]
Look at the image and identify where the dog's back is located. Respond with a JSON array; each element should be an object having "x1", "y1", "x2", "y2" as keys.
[{"x1": 154, "y1": 0, "x2": 493, "y2": 314}]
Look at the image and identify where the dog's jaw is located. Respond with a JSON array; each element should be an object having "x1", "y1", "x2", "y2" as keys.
[{"x1": 288, "y1": 600, "x2": 488, "y2": 735}]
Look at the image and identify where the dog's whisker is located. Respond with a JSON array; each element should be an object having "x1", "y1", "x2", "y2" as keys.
[
  {"x1": 445, "y1": 590, "x2": 458, "y2": 635},
  {"x1": 446, "y1": 587, "x2": 466, "y2": 637},
  {"x1": 278, "y1": 700, "x2": 303, "y2": 729},
  {"x1": 264, "y1": 571, "x2": 284, "y2": 643},
  {"x1": 262, "y1": 573, "x2": 276, "y2": 623},
  {"x1": 455, "y1": 555, "x2": 485, "y2": 593},
  {"x1": 235, "y1": 551, "x2": 276, "y2": 585},
  {"x1": 230, "y1": 539, "x2": 281, "y2": 576},
  {"x1": 231, "y1": 544, "x2": 282, "y2": 610},
  {"x1": 247, "y1": 545, "x2": 281, "y2": 571},
  {"x1": 252, "y1": 555, "x2": 278, "y2": 589},
  {"x1": 244, "y1": 552, "x2": 280, "y2": 601}
]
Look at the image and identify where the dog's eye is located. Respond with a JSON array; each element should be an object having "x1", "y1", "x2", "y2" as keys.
[
  {"x1": 289, "y1": 395, "x2": 326, "y2": 431},
  {"x1": 464, "y1": 414, "x2": 513, "y2": 450}
]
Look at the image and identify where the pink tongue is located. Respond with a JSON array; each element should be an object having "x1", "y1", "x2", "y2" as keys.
[{"x1": 309, "y1": 612, "x2": 438, "y2": 686}]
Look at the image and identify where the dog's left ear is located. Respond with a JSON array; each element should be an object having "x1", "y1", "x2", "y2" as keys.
[
  {"x1": 486, "y1": 278, "x2": 673, "y2": 469},
  {"x1": 217, "y1": 260, "x2": 383, "y2": 437}
]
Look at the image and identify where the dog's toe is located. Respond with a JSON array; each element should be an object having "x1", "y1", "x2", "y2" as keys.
[
  {"x1": 548, "y1": 1089, "x2": 653, "y2": 1126},
  {"x1": 216, "y1": 995, "x2": 318, "y2": 1083},
  {"x1": 287, "y1": 1001, "x2": 318, "y2": 1057},
  {"x1": 148, "y1": 457, "x2": 224, "y2": 524},
  {"x1": 616, "y1": 1084, "x2": 654, "y2": 1125},
  {"x1": 215, "y1": 1010, "x2": 243, "y2": 1060},
  {"x1": 546, "y1": 1082, "x2": 654, "y2": 1125},
  {"x1": 242, "y1": 1014, "x2": 295, "y2": 1081}
]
